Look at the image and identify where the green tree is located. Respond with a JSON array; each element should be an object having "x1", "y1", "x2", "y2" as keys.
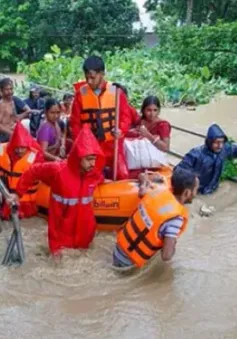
[
  {"x1": 0, "y1": 0, "x2": 142, "y2": 69},
  {"x1": 145, "y1": 0, "x2": 237, "y2": 25},
  {"x1": 0, "y1": 0, "x2": 31, "y2": 69}
]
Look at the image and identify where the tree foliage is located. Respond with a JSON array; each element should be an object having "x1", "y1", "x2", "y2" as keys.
[
  {"x1": 0, "y1": 0, "x2": 30, "y2": 68},
  {"x1": 145, "y1": 0, "x2": 237, "y2": 25},
  {"x1": 155, "y1": 13, "x2": 237, "y2": 83},
  {"x1": 18, "y1": 45, "x2": 230, "y2": 107},
  {"x1": 0, "y1": 0, "x2": 142, "y2": 69}
]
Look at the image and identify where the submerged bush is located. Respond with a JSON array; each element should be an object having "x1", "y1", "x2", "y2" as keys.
[{"x1": 18, "y1": 46, "x2": 230, "y2": 108}]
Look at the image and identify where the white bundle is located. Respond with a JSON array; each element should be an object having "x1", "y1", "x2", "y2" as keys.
[{"x1": 124, "y1": 138, "x2": 168, "y2": 170}]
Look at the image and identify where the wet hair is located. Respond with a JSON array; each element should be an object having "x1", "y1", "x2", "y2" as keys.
[
  {"x1": 44, "y1": 98, "x2": 60, "y2": 112},
  {"x1": 172, "y1": 168, "x2": 197, "y2": 196},
  {"x1": 63, "y1": 93, "x2": 74, "y2": 101},
  {"x1": 83, "y1": 56, "x2": 105, "y2": 73},
  {"x1": 0, "y1": 77, "x2": 13, "y2": 90},
  {"x1": 112, "y1": 83, "x2": 128, "y2": 97},
  {"x1": 141, "y1": 95, "x2": 161, "y2": 119}
]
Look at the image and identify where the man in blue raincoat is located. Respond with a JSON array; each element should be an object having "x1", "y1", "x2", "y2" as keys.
[{"x1": 175, "y1": 124, "x2": 237, "y2": 194}]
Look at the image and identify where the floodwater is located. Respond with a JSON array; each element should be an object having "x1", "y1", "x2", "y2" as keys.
[{"x1": 1, "y1": 95, "x2": 237, "y2": 339}]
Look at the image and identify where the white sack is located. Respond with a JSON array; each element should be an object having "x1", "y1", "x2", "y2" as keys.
[{"x1": 124, "y1": 138, "x2": 168, "y2": 170}]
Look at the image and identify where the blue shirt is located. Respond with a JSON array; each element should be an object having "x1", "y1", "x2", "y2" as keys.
[{"x1": 13, "y1": 96, "x2": 26, "y2": 115}]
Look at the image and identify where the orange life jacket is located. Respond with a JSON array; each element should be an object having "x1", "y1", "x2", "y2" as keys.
[
  {"x1": 0, "y1": 143, "x2": 39, "y2": 203},
  {"x1": 79, "y1": 82, "x2": 116, "y2": 141},
  {"x1": 117, "y1": 188, "x2": 188, "y2": 267}
]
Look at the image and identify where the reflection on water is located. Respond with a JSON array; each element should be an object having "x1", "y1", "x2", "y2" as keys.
[{"x1": 1, "y1": 96, "x2": 237, "y2": 339}]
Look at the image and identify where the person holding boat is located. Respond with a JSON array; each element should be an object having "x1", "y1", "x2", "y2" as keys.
[
  {"x1": 112, "y1": 168, "x2": 199, "y2": 269},
  {"x1": 175, "y1": 124, "x2": 237, "y2": 194},
  {"x1": 70, "y1": 56, "x2": 131, "y2": 180},
  {"x1": 0, "y1": 121, "x2": 44, "y2": 219},
  {"x1": 9, "y1": 124, "x2": 105, "y2": 255}
]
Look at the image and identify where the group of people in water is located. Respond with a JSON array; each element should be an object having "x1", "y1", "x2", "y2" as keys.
[{"x1": 0, "y1": 55, "x2": 236, "y2": 270}]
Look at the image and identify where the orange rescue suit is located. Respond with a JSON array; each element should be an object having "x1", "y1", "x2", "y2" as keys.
[
  {"x1": 117, "y1": 189, "x2": 188, "y2": 267},
  {"x1": 79, "y1": 82, "x2": 116, "y2": 141},
  {"x1": 0, "y1": 143, "x2": 39, "y2": 203}
]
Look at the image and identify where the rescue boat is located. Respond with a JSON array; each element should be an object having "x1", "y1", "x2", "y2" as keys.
[{"x1": 36, "y1": 166, "x2": 173, "y2": 232}]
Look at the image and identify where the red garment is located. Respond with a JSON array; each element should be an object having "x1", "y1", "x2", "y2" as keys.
[
  {"x1": 73, "y1": 80, "x2": 87, "y2": 93},
  {"x1": 16, "y1": 124, "x2": 105, "y2": 254},
  {"x1": 2, "y1": 122, "x2": 44, "y2": 219},
  {"x1": 7, "y1": 121, "x2": 43, "y2": 162},
  {"x1": 129, "y1": 106, "x2": 140, "y2": 127},
  {"x1": 100, "y1": 139, "x2": 128, "y2": 180},
  {"x1": 70, "y1": 81, "x2": 131, "y2": 180},
  {"x1": 126, "y1": 119, "x2": 171, "y2": 139},
  {"x1": 126, "y1": 119, "x2": 171, "y2": 179}
]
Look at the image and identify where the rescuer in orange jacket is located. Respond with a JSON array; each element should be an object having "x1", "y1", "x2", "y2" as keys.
[
  {"x1": 70, "y1": 56, "x2": 131, "y2": 180},
  {"x1": 113, "y1": 168, "x2": 199, "y2": 269},
  {"x1": 0, "y1": 122, "x2": 44, "y2": 219},
  {"x1": 9, "y1": 124, "x2": 105, "y2": 255}
]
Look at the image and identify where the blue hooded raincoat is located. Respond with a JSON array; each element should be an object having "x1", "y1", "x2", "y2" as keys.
[{"x1": 175, "y1": 124, "x2": 237, "y2": 194}]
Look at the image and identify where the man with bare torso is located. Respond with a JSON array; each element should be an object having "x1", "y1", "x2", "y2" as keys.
[{"x1": 0, "y1": 78, "x2": 31, "y2": 142}]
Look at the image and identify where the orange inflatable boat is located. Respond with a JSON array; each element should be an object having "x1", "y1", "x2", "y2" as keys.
[{"x1": 36, "y1": 166, "x2": 173, "y2": 232}]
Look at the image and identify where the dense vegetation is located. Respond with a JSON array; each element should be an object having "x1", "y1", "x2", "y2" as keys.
[
  {"x1": 0, "y1": 0, "x2": 141, "y2": 70},
  {"x1": 19, "y1": 19, "x2": 237, "y2": 107},
  {"x1": 145, "y1": 0, "x2": 237, "y2": 25},
  {"x1": 8, "y1": 0, "x2": 237, "y2": 180}
]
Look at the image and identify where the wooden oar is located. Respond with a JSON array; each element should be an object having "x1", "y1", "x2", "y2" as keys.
[{"x1": 113, "y1": 88, "x2": 120, "y2": 181}]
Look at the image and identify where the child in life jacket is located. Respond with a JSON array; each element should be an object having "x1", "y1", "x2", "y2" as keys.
[
  {"x1": 0, "y1": 122, "x2": 44, "y2": 219},
  {"x1": 9, "y1": 124, "x2": 105, "y2": 255}
]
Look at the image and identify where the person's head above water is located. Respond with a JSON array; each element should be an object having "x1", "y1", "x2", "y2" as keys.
[
  {"x1": 80, "y1": 154, "x2": 97, "y2": 173},
  {"x1": 141, "y1": 95, "x2": 161, "y2": 122},
  {"x1": 67, "y1": 124, "x2": 105, "y2": 175},
  {"x1": 172, "y1": 168, "x2": 199, "y2": 204},
  {"x1": 83, "y1": 56, "x2": 105, "y2": 90},
  {"x1": 0, "y1": 77, "x2": 14, "y2": 100},
  {"x1": 44, "y1": 98, "x2": 61, "y2": 124},
  {"x1": 205, "y1": 124, "x2": 228, "y2": 153}
]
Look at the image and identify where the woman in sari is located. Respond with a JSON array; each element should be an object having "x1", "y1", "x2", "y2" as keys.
[{"x1": 37, "y1": 98, "x2": 65, "y2": 161}]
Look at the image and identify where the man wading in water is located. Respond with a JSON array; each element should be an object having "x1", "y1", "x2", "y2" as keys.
[
  {"x1": 8, "y1": 125, "x2": 106, "y2": 256},
  {"x1": 0, "y1": 78, "x2": 31, "y2": 142},
  {"x1": 113, "y1": 169, "x2": 199, "y2": 269}
]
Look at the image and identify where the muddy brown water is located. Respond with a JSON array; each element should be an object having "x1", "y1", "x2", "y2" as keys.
[{"x1": 1, "y1": 95, "x2": 237, "y2": 339}]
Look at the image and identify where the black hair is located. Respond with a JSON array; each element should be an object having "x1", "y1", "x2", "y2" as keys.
[
  {"x1": 83, "y1": 56, "x2": 105, "y2": 73},
  {"x1": 141, "y1": 95, "x2": 161, "y2": 119},
  {"x1": 171, "y1": 168, "x2": 197, "y2": 196},
  {"x1": 44, "y1": 98, "x2": 60, "y2": 112},
  {"x1": 112, "y1": 83, "x2": 128, "y2": 97},
  {"x1": 39, "y1": 89, "x2": 51, "y2": 98},
  {"x1": 29, "y1": 87, "x2": 39, "y2": 99},
  {"x1": 0, "y1": 77, "x2": 13, "y2": 90},
  {"x1": 63, "y1": 93, "x2": 74, "y2": 101}
]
